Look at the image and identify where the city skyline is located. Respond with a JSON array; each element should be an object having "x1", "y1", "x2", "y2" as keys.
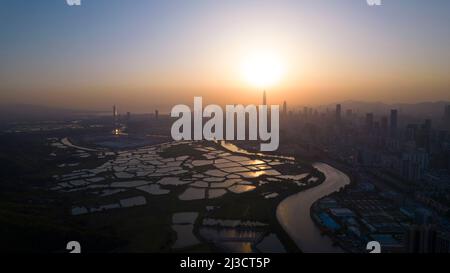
[
  {"x1": 1, "y1": 0, "x2": 450, "y2": 112},
  {"x1": 2, "y1": 1, "x2": 450, "y2": 257}
]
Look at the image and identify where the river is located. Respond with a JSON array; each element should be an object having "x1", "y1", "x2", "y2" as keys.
[
  {"x1": 276, "y1": 162, "x2": 351, "y2": 253},
  {"x1": 219, "y1": 141, "x2": 351, "y2": 253}
]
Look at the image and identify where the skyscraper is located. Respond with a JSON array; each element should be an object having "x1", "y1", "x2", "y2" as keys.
[
  {"x1": 282, "y1": 101, "x2": 287, "y2": 117},
  {"x1": 406, "y1": 225, "x2": 438, "y2": 253},
  {"x1": 336, "y1": 104, "x2": 341, "y2": 123},
  {"x1": 366, "y1": 113, "x2": 374, "y2": 132},
  {"x1": 263, "y1": 90, "x2": 267, "y2": 105},
  {"x1": 113, "y1": 105, "x2": 117, "y2": 127},
  {"x1": 390, "y1": 109, "x2": 398, "y2": 137},
  {"x1": 155, "y1": 109, "x2": 159, "y2": 120},
  {"x1": 381, "y1": 116, "x2": 388, "y2": 133},
  {"x1": 126, "y1": 112, "x2": 131, "y2": 125},
  {"x1": 346, "y1": 109, "x2": 353, "y2": 118},
  {"x1": 445, "y1": 105, "x2": 450, "y2": 129},
  {"x1": 112, "y1": 105, "x2": 119, "y2": 135}
]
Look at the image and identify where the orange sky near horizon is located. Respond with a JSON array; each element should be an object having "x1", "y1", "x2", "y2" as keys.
[{"x1": 1, "y1": 1, "x2": 450, "y2": 112}]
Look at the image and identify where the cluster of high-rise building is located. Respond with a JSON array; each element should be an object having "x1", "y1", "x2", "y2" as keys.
[
  {"x1": 284, "y1": 103, "x2": 449, "y2": 183},
  {"x1": 111, "y1": 105, "x2": 161, "y2": 135},
  {"x1": 279, "y1": 102, "x2": 450, "y2": 230}
]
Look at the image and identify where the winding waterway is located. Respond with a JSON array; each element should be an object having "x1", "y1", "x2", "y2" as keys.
[
  {"x1": 219, "y1": 142, "x2": 351, "y2": 253},
  {"x1": 276, "y1": 162, "x2": 350, "y2": 253}
]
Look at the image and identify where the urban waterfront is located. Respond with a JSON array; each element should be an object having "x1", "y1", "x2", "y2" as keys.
[
  {"x1": 1, "y1": 0, "x2": 450, "y2": 255},
  {"x1": 277, "y1": 163, "x2": 350, "y2": 253}
]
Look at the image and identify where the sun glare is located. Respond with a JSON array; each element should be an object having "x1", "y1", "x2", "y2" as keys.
[{"x1": 241, "y1": 51, "x2": 285, "y2": 88}]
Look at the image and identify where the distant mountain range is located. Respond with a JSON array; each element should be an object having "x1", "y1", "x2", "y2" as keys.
[
  {"x1": 318, "y1": 100, "x2": 450, "y2": 118},
  {"x1": 0, "y1": 104, "x2": 103, "y2": 122},
  {"x1": 1, "y1": 101, "x2": 449, "y2": 122}
]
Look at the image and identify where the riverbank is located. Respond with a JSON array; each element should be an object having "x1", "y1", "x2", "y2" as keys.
[
  {"x1": 217, "y1": 141, "x2": 352, "y2": 253},
  {"x1": 276, "y1": 162, "x2": 351, "y2": 253}
]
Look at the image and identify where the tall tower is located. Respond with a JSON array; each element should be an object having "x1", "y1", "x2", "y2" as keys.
[
  {"x1": 113, "y1": 105, "x2": 117, "y2": 126},
  {"x1": 336, "y1": 104, "x2": 342, "y2": 123},
  {"x1": 263, "y1": 90, "x2": 267, "y2": 106},
  {"x1": 283, "y1": 101, "x2": 287, "y2": 116},
  {"x1": 390, "y1": 109, "x2": 398, "y2": 137},
  {"x1": 445, "y1": 105, "x2": 450, "y2": 129},
  {"x1": 445, "y1": 105, "x2": 450, "y2": 118},
  {"x1": 126, "y1": 112, "x2": 131, "y2": 124},
  {"x1": 366, "y1": 113, "x2": 374, "y2": 132},
  {"x1": 381, "y1": 116, "x2": 388, "y2": 132}
]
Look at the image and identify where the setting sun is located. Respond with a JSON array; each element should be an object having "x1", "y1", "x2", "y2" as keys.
[{"x1": 241, "y1": 51, "x2": 285, "y2": 89}]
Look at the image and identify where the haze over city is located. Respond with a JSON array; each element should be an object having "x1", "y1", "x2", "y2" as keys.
[
  {"x1": 2, "y1": 0, "x2": 450, "y2": 259},
  {"x1": 1, "y1": 0, "x2": 450, "y2": 113}
]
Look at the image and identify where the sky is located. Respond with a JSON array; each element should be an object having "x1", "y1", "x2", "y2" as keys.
[{"x1": 0, "y1": 0, "x2": 449, "y2": 112}]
